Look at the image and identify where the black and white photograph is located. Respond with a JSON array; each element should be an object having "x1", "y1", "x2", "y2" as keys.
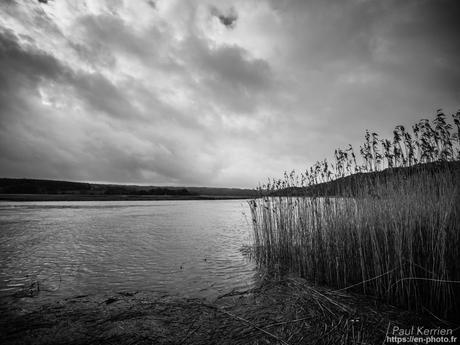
[{"x1": 0, "y1": 0, "x2": 459, "y2": 344}]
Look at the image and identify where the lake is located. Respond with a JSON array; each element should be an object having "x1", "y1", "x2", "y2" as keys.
[{"x1": 0, "y1": 200, "x2": 257, "y2": 305}]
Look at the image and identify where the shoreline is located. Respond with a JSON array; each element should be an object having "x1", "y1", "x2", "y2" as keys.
[
  {"x1": 0, "y1": 194, "x2": 255, "y2": 202},
  {"x1": 1, "y1": 277, "x2": 453, "y2": 345}
]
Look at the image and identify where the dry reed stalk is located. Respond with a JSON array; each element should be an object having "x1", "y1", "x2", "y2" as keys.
[{"x1": 250, "y1": 160, "x2": 459, "y2": 319}]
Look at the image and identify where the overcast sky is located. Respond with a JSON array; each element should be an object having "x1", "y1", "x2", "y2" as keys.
[{"x1": 0, "y1": 0, "x2": 459, "y2": 187}]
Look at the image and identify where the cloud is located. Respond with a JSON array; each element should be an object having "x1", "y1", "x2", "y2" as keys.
[
  {"x1": 0, "y1": 28, "x2": 220, "y2": 184},
  {"x1": 0, "y1": 29, "x2": 66, "y2": 121},
  {"x1": 0, "y1": 28, "x2": 139, "y2": 123},
  {"x1": 0, "y1": 0, "x2": 459, "y2": 187},
  {"x1": 180, "y1": 35, "x2": 274, "y2": 113},
  {"x1": 210, "y1": 6, "x2": 238, "y2": 29},
  {"x1": 146, "y1": 0, "x2": 156, "y2": 10}
]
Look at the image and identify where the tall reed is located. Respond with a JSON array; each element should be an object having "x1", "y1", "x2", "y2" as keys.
[{"x1": 250, "y1": 110, "x2": 460, "y2": 318}]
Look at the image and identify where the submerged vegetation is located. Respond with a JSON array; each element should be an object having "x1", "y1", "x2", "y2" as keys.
[{"x1": 249, "y1": 110, "x2": 460, "y2": 319}]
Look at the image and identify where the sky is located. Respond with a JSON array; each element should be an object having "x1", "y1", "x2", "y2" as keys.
[{"x1": 0, "y1": 0, "x2": 459, "y2": 188}]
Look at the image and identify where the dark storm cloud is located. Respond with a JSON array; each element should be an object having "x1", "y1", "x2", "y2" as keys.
[
  {"x1": 146, "y1": 0, "x2": 156, "y2": 10},
  {"x1": 74, "y1": 75, "x2": 141, "y2": 120},
  {"x1": 199, "y1": 43, "x2": 270, "y2": 90},
  {"x1": 261, "y1": 0, "x2": 460, "y2": 143},
  {"x1": 0, "y1": 29, "x2": 65, "y2": 121},
  {"x1": 373, "y1": 1, "x2": 460, "y2": 95},
  {"x1": 0, "y1": 29, "x2": 61, "y2": 80},
  {"x1": 274, "y1": 0, "x2": 460, "y2": 83},
  {"x1": 210, "y1": 6, "x2": 238, "y2": 29},
  {"x1": 0, "y1": 28, "x2": 144, "y2": 122},
  {"x1": 182, "y1": 35, "x2": 274, "y2": 112}
]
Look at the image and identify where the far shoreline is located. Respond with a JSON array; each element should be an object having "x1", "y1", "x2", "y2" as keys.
[{"x1": 0, "y1": 194, "x2": 256, "y2": 202}]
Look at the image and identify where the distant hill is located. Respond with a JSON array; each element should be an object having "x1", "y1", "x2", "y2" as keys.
[
  {"x1": 274, "y1": 160, "x2": 460, "y2": 197},
  {"x1": 1, "y1": 162, "x2": 458, "y2": 201},
  {"x1": 0, "y1": 178, "x2": 93, "y2": 194},
  {"x1": 187, "y1": 186, "x2": 260, "y2": 197},
  {"x1": 0, "y1": 178, "x2": 259, "y2": 201}
]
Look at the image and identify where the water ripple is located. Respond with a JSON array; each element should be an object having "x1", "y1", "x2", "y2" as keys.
[{"x1": 0, "y1": 200, "x2": 256, "y2": 304}]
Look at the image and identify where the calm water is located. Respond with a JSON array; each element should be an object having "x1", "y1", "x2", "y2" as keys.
[{"x1": 0, "y1": 200, "x2": 257, "y2": 304}]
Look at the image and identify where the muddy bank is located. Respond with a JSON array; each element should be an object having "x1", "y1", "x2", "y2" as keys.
[{"x1": 0, "y1": 278, "x2": 455, "y2": 345}]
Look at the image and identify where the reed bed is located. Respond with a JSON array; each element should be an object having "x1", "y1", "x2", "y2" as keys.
[{"x1": 249, "y1": 110, "x2": 460, "y2": 319}]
